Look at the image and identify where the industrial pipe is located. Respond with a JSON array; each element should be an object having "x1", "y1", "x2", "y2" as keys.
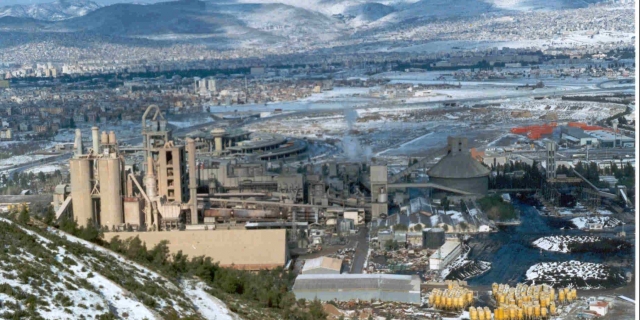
[{"x1": 187, "y1": 138, "x2": 198, "y2": 225}]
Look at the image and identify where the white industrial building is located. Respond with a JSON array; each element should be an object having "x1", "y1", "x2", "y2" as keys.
[
  {"x1": 586, "y1": 130, "x2": 635, "y2": 148},
  {"x1": 429, "y1": 239, "x2": 463, "y2": 270},
  {"x1": 589, "y1": 301, "x2": 609, "y2": 316},
  {"x1": 293, "y1": 274, "x2": 421, "y2": 304},
  {"x1": 301, "y1": 256, "x2": 343, "y2": 274}
]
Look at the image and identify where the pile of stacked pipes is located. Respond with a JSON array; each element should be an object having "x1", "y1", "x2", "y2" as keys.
[
  {"x1": 428, "y1": 280, "x2": 474, "y2": 311},
  {"x1": 489, "y1": 283, "x2": 577, "y2": 319}
]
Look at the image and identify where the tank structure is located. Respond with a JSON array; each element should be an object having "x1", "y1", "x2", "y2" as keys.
[
  {"x1": 69, "y1": 128, "x2": 127, "y2": 229},
  {"x1": 428, "y1": 281, "x2": 475, "y2": 312},
  {"x1": 489, "y1": 283, "x2": 577, "y2": 320},
  {"x1": 427, "y1": 137, "x2": 490, "y2": 197}
]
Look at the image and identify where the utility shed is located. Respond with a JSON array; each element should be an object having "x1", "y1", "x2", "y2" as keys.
[
  {"x1": 292, "y1": 274, "x2": 421, "y2": 304},
  {"x1": 302, "y1": 256, "x2": 343, "y2": 274}
]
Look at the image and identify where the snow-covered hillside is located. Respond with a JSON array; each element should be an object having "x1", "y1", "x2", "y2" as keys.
[
  {"x1": 0, "y1": 0, "x2": 101, "y2": 21},
  {"x1": 0, "y1": 217, "x2": 239, "y2": 320}
]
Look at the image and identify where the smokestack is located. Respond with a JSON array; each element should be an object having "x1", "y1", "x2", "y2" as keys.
[
  {"x1": 109, "y1": 131, "x2": 117, "y2": 146},
  {"x1": 186, "y1": 138, "x2": 198, "y2": 225},
  {"x1": 91, "y1": 127, "x2": 100, "y2": 155},
  {"x1": 74, "y1": 129, "x2": 83, "y2": 157}
]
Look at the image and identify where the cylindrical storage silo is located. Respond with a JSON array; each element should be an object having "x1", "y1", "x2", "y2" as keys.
[
  {"x1": 478, "y1": 310, "x2": 485, "y2": 320},
  {"x1": 378, "y1": 189, "x2": 388, "y2": 203},
  {"x1": 70, "y1": 158, "x2": 93, "y2": 227},
  {"x1": 484, "y1": 307, "x2": 491, "y2": 320},
  {"x1": 99, "y1": 158, "x2": 123, "y2": 228}
]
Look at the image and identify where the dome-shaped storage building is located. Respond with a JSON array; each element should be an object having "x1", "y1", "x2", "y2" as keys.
[{"x1": 427, "y1": 137, "x2": 490, "y2": 196}]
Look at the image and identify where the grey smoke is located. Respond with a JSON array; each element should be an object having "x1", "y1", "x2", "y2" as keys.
[{"x1": 342, "y1": 109, "x2": 371, "y2": 161}]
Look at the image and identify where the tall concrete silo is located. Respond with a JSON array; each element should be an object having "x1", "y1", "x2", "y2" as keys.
[
  {"x1": 98, "y1": 157, "x2": 123, "y2": 228},
  {"x1": 70, "y1": 158, "x2": 93, "y2": 227}
]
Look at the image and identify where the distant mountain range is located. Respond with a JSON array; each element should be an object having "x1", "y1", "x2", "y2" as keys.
[
  {"x1": 0, "y1": 0, "x2": 101, "y2": 21},
  {"x1": 0, "y1": 0, "x2": 608, "y2": 47}
]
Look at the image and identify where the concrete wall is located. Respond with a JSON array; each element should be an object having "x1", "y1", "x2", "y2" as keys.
[{"x1": 103, "y1": 229, "x2": 287, "y2": 270}]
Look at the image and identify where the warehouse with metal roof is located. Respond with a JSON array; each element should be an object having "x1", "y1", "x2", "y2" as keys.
[
  {"x1": 427, "y1": 137, "x2": 490, "y2": 196},
  {"x1": 292, "y1": 274, "x2": 421, "y2": 304},
  {"x1": 301, "y1": 256, "x2": 343, "y2": 274}
]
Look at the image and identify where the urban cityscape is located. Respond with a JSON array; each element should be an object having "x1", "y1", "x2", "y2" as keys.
[{"x1": 0, "y1": 0, "x2": 637, "y2": 319}]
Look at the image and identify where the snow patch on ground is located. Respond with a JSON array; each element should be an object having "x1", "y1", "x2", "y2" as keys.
[
  {"x1": 570, "y1": 216, "x2": 622, "y2": 229},
  {"x1": 181, "y1": 280, "x2": 241, "y2": 320},
  {"x1": 533, "y1": 235, "x2": 600, "y2": 253},
  {"x1": 525, "y1": 260, "x2": 621, "y2": 289}
]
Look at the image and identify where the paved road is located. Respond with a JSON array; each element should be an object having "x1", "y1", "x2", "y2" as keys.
[{"x1": 350, "y1": 226, "x2": 370, "y2": 274}]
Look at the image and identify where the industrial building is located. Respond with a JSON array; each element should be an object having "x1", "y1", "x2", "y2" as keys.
[
  {"x1": 423, "y1": 228, "x2": 446, "y2": 249},
  {"x1": 301, "y1": 256, "x2": 343, "y2": 274},
  {"x1": 59, "y1": 105, "x2": 200, "y2": 230},
  {"x1": 560, "y1": 126, "x2": 600, "y2": 146},
  {"x1": 292, "y1": 274, "x2": 421, "y2": 304},
  {"x1": 188, "y1": 128, "x2": 307, "y2": 160},
  {"x1": 586, "y1": 130, "x2": 635, "y2": 148},
  {"x1": 429, "y1": 239, "x2": 463, "y2": 270},
  {"x1": 427, "y1": 137, "x2": 490, "y2": 197}
]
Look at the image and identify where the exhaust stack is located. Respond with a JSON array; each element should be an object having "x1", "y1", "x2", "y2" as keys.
[
  {"x1": 74, "y1": 129, "x2": 83, "y2": 157},
  {"x1": 91, "y1": 126, "x2": 100, "y2": 155}
]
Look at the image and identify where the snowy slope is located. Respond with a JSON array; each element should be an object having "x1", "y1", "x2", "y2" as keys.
[
  {"x1": 0, "y1": 0, "x2": 101, "y2": 21},
  {"x1": 0, "y1": 217, "x2": 239, "y2": 320}
]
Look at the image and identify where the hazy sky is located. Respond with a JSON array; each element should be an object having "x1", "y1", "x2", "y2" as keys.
[{"x1": 0, "y1": 0, "x2": 165, "y2": 5}]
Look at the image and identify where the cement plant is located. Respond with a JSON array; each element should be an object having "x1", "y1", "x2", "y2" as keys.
[{"x1": 0, "y1": 0, "x2": 637, "y2": 319}]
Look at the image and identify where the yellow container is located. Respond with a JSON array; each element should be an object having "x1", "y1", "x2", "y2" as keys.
[
  {"x1": 550, "y1": 304, "x2": 557, "y2": 315},
  {"x1": 541, "y1": 307, "x2": 548, "y2": 318},
  {"x1": 534, "y1": 306, "x2": 541, "y2": 317},
  {"x1": 517, "y1": 308, "x2": 524, "y2": 320},
  {"x1": 484, "y1": 307, "x2": 491, "y2": 320},
  {"x1": 478, "y1": 310, "x2": 486, "y2": 320}
]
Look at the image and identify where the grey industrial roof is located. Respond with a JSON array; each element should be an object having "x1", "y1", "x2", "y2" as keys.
[
  {"x1": 561, "y1": 126, "x2": 593, "y2": 139},
  {"x1": 427, "y1": 152, "x2": 490, "y2": 179},
  {"x1": 293, "y1": 274, "x2": 420, "y2": 292}
]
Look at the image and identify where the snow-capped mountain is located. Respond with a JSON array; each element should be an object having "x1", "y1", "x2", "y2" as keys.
[{"x1": 0, "y1": 0, "x2": 101, "y2": 21}]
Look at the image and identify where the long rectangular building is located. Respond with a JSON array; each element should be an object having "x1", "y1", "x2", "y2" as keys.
[
  {"x1": 429, "y1": 239, "x2": 462, "y2": 270},
  {"x1": 292, "y1": 274, "x2": 421, "y2": 304},
  {"x1": 103, "y1": 229, "x2": 288, "y2": 270}
]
